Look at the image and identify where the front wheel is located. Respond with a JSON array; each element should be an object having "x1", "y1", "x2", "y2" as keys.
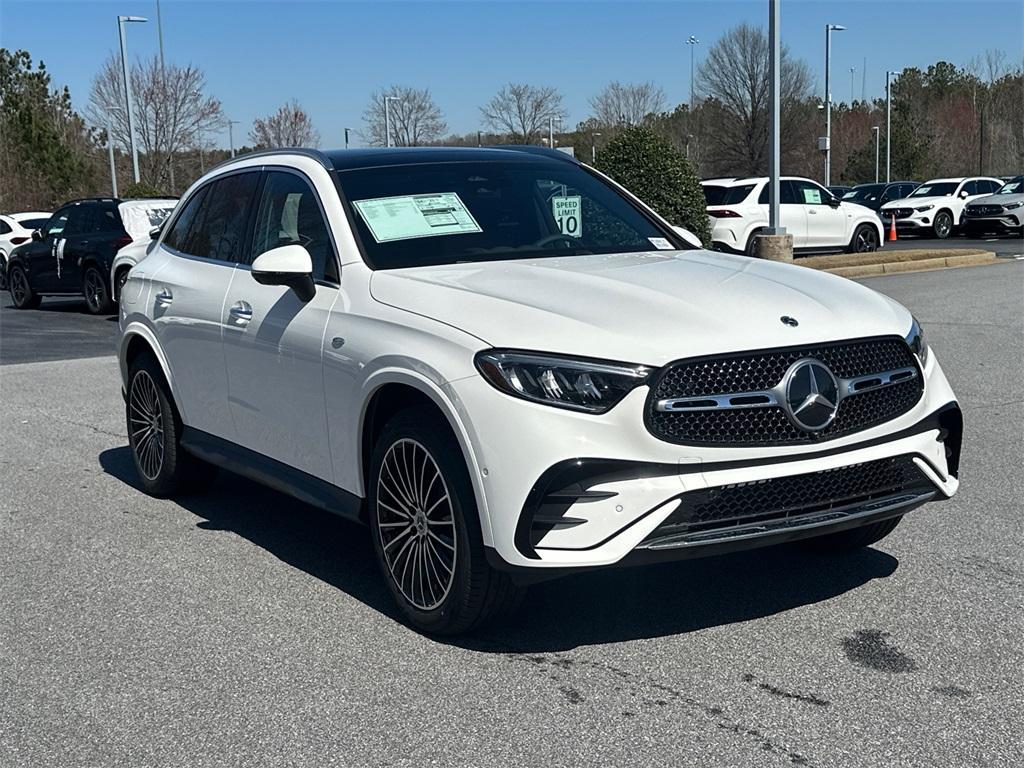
[
  {"x1": 932, "y1": 211, "x2": 953, "y2": 239},
  {"x1": 798, "y1": 515, "x2": 903, "y2": 553},
  {"x1": 8, "y1": 265, "x2": 41, "y2": 309},
  {"x1": 369, "y1": 409, "x2": 523, "y2": 634},
  {"x1": 83, "y1": 265, "x2": 114, "y2": 314},
  {"x1": 848, "y1": 224, "x2": 880, "y2": 253}
]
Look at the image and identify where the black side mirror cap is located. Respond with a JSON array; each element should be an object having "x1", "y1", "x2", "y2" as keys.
[
  {"x1": 149, "y1": 226, "x2": 162, "y2": 241},
  {"x1": 31, "y1": 229, "x2": 43, "y2": 241},
  {"x1": 828, "y1": 196, "x2": 842, "y2": 208}
]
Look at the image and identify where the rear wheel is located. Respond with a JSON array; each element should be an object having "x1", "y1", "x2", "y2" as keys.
[
  {"x1": 848, "y1": 224, "x2": 880, "y2": 253},
  {"x1": 83, "y1": 265, "x2": 114, "y2": 314},
  {"x1": 369, "y1": 409, "x2": 524, "y2": 634},
  {"x1": 126, "y1": 353, "x2": 216, "y2": 496},
  {"x1": 0, "y1": 253, "x2": 8, "y2": 291},
  {"x1": 932, "y1": 211, "x2": 953, "y2": 239},
  {"x1": 114, "y1": 268, "x2": 130, "y2": 302},
  {"x1": 745, "y1": 229, "x2": 765, "y2": 258},
  {"x1": 8, "y1": 265, "x2": 40, "y2": 309},
  {"x1": 798, "y1": 515, "x2": 903, "y2": 553}
]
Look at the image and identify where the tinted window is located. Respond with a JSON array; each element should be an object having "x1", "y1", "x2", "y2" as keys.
[
  {"x1": 843, "y1": 184, "x2": 884, "y2": 202},
  {"x1": 703, "y1": 185, "x2": 727, "y2": 205},
  {"x1": 0, "y1": 220, "x2": 10, "y2": 235},
  {"x1": 911, "y1": 182, "x2": 957, "y2": 197},
  {"x1": 792, "y1": 180, "x2": 830, "y2": 205},
  {"x1": 758, "y1": 181, "x2": 799, "y2": 204},
  {"x1": 710, "y1": 184, "x2": 755, "y2": 206},
  {"x1": 338, "y1": 160, "x2": 677, "y2": 270},
  {"x1": 980, "y1": 180, "x2": 1001, "y2": 194},
  {"x1": 81, "y1": 206, "x2": 122, "y2": 235},
  {"x1": 963, "y1": 180, "x2": 979, "y2": 195},
  {"x1": 43, "y1": 208, "x2": 72, "y2": 238},
  {"x1": 169, "y1": 173, "x2": 260, "y2": 262},
  {"x1": 251, "y1": 171, "x2": 338, "y2": 282},
  {"x1": 163, "y1": 186, "x2": 208, "y2": 254},
  {"x1": 20, "y1": 217, "x2": 50, "y2": 230}
]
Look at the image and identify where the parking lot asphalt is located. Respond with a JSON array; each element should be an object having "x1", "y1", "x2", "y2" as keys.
[
  {"x1": 1, "y1": 262, "x2": 1022, "y2": 767},
  {"x1": 0, "y1": 297, "x2": 117, "y2": 365},
  {"x1": 882, "y1": 232, "x2": 1023, "y2": 257}
]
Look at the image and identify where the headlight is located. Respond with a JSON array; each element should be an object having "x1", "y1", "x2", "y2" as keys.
[
  {"x1": 1003, "y1": 201, "x2": 1023, "y2": 210},
  {"x1": 905, "y1": 316, "x2": 929, "y2": 366},
  {"x1": 914, "y1": 204, "x2": 934, "y2": 212},
  {"x1": 475, "y1": 350, "x2": 651, "y2": 413}
]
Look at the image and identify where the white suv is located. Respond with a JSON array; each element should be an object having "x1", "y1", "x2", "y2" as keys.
[
  {"x1": 701, "y1": 176, "x2": 884, "y2": 256},
  {"x1": 117, "y1": 148, "x2": 962, "y2": 633},
  {"x1": 878, "y1": 176, "x2": 1003, "y2": 239}
]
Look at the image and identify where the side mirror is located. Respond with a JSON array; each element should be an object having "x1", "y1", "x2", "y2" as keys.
[
  {"x1": 671, "y1": 225, "x2": 703, "y2": 249},
  {"x1": 251, "y1": 244, "x2": 315, "y2": 302},
  {"x1": 827, "y1": 195, "x2": 842, "y2": 208},
  {"x1": 31, "y1": 229, "x2": 43, "y2": 241},
  {"x1": 959, "y1": 190, "x2": 969, "y2": 199},
  {"x1": 149, "y1": 225, "x2": 162, "y2": 241}
]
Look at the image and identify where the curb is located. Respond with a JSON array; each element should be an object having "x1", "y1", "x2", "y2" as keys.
[{"x1": 822, "y1": 251, "x2": 998, "y2": 278}]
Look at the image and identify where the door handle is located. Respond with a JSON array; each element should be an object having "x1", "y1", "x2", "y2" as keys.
[
  {"x1": 155, "y1": 289, "x2": 173, "y2": 306},
  {"x1": 228, "y1": 301, "x2": 253, "y2": 325},
  {"x1": 808, "y1": 209, "x2": 818, "y2": 214}
]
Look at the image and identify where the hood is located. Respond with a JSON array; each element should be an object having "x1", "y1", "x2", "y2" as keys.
[
  {"x1": 880, "y1": 195, "x2": 950, "y2": 210},
  {"x1": 369, "y1": 250, "x2": 912, "y2": 366},
  {"x1": 969, "y1": 192, "x2": 1024, "y2": 207}
]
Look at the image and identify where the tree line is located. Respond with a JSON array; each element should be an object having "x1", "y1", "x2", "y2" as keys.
[{"x1": 2, "y1": 26, "x2": 1021, "y2": 212}]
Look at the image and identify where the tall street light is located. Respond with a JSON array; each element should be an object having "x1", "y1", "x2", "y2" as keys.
[
  {"x1": 591, "y1": 132, "x2": 601, "y2": 164},
  {"x1": 117, "y1": 14, "x2": 147, "y2": 184},
  {"x1": 872, "y1": 125, "x2": 880, "y2": 183},
  {"x1": 686, "y1": 35, "x2": 700, "y2": 106},
  {"x1": 345, "y1": 127, "x2": 352, "y2": 149},
  {"x1": 885, "y1": 70, "x2": 897, "y2": 182},
  {"x1": 227, "y1": 119, "x2": 239, "y2": 158},
  {"x1": 850, "y1": 66, "x2": 857, "y2": 104},
  {"x1": 766, "y1": 0, "x2": 783, "y2": 240},
  {"x1": 384, "y1": 95, "x2": 401, "y2": 147},
  {"x1": 823, "y1": 23, "x2": 846, "y2": 187}
]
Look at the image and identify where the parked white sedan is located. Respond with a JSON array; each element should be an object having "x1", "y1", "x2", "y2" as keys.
[
  {"x1": 0, "y1": 211, "x2": 52, "y2": 289},
  {"x1": 701, "y1": 177, "x2": 883, "y2": 256}
]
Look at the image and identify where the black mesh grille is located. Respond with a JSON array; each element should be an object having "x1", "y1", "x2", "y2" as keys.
[
  {"x1": 644, "y1": 455, "x2": 931, "y2": 541},
  {"x1": 966, "y1": 205, "x2": 1002, "y2": 217},
  {"x1": 887, "y1": 208, "x2": 915, "y2": 219},
  {"x1": 645, "y1": 337, "x2": 922, "y2": 446}
]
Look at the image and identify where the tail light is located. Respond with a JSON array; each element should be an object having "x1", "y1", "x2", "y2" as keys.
[
  {"x1": 113, "y1": 235, "x2": 133, "y2": 251},
  {"x1": 9, "y1": 236, "x2": 29, "y2": 245},
  {"x1": 707, "y1": 209, "x2": 742, "y2": 218}
]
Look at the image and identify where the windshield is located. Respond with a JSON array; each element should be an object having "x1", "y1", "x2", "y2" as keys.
[
  {"x1": 997, "y1": 177, "x2": 1024, "y2": 194},
  {"x1": 842, "y1": 185, "x2": 884, "y2": 202},
  {"x1": 910, "y1": 182, "x2": 957, "y2": 197},
  {"x1": 338, "y1": 160, "x2": 682, "y2": 269}
]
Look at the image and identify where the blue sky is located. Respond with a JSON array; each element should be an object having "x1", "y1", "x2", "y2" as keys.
[{"x1": 2, "y1": 0, "x2": 1021, "y2": 148}]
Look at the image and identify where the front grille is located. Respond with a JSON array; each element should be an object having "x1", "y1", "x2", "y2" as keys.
[
  {"x1": 886, "y1": 208, "x2": 915, "y2": 219},
  {"x1": 642, "y1": 455, "x2": 931, "y2": 542},
  {"x1": 645, "y1": 337, "x2": 922, "y2": 446},
  {"x1": 966, "y1": 205, "x2": 1002, "y2": 217}
]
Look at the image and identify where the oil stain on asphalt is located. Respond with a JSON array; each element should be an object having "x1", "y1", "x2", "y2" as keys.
[
  {"x1": 741, "y1": 673, "x2": 831, "y2": 707},
  {"x1": 841, "y1": 629, "x2": 919, "y2": 672}
]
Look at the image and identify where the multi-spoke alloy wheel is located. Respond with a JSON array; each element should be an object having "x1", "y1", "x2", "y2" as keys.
[
  {"x1": 376, "y1": 438, "x2": 457, "y2": 611},
  {"x1": 9, "y1": 266, "x2": 39, "y2": 309},
  {"x1": 855, "y1": 226, "x2": 879, "y2": 252},
  {"x1": 129, "y1": 370, "x2": 165, "y2": 480},
  {"x1": 83, "y1": 267, "x2": 111, "y2": 314}
]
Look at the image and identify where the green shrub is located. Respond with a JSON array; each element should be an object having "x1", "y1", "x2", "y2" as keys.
[
  {"x1": 120, "y1": 181, "x2": 167, "y2": 199},
  {"x1": 595, "y1": 125, "x2": 711, "y2": 246}
]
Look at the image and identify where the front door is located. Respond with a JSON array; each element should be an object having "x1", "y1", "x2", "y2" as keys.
[
  {"x1": 795, "y1": 180, "x2": 846, "y2": 248},
  {"x1": 221, "y1": 169, "x2": 340, "y2": 482},
  {"x1": 23, "y1": 208, "x2": 71, "y2": 292}
]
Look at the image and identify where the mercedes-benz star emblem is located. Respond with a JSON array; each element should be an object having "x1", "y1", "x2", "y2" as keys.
[
  {"x1": 782, "y1": 358, "x2": 840, "y2": 432},
  {"x1": 780, "y1": 316, "x2": 799, "y2": 327}
]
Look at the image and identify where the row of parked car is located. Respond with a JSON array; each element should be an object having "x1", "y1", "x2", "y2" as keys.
[
  {"x1": 1, "y1": 197, "x2": 176, "y2": 312},
  {"x1": 700, "y1": 174, "x2": 1024, "y2": 257}
]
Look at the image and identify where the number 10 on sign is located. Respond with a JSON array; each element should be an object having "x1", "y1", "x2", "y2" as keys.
[{"x1": 552, "y1": 196, "x2": 582, "y2": 238}]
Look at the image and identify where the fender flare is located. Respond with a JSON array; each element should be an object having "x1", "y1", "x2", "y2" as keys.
[
  {"x1": 357, "y1": 368, "x2": 494, "y2": 547},
  {"x1": 117, "y1": 321, "x2": 185, "y2": 420}
]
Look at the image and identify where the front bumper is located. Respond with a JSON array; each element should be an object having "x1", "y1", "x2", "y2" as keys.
[
  {"x1": 880, "y1": 213, "x2": 934, "y2": 232},
  {"x1": 963, "y1": 213, "x2": 1022, "y2": 232},
  {"x1": 452, "y1": 351, "x2": 961, "y2": 571}
]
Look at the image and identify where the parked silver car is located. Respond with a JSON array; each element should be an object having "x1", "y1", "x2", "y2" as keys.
[{"x1": 963, "y1": 176, "x2": 1024, "y2": 236}]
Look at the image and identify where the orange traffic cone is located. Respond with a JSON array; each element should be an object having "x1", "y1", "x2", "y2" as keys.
[{"x1": 888, "y1": 214, "x2": 898, "y2": 242}]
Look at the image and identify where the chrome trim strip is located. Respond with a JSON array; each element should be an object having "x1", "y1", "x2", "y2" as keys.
[
  {"x1": 636, "y1": 490, "x2": 935, "y2": 551},
  {"x1": 654, "y1": 365, "x2": 918, "y2": 413}
]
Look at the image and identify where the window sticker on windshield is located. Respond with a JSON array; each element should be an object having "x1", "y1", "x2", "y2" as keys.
[
  {"x1": 551, "y1": 195, "x2": 582, "y2": 238},
  {"x1": 648, "y1": 237, "x2": 674, "y2": 250},
  {"x1": 352, "y1": 192, "x2": 482, "y2": 243},
  {"x1": 802, "y1": 187, "x2": 822, "y2": 205}
]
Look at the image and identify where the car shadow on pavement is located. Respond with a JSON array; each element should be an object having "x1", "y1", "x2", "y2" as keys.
[{"x1": 100, "y1": 445, "x2": 899, "y2": 651}]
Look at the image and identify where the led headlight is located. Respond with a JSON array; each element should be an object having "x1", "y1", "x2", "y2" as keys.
[
  {"x1": 905, "y1": 316, "x2": 929, "y2": 366},
  {"x1": 915, "y1": 204, "x2": 934, "y2": 212},
  {"x1": 475, "y1": 350, "x2": 651, "y2": 413},
  {"x1": 1003, "y1": 201, "x2": 1023, "y2": 210}
]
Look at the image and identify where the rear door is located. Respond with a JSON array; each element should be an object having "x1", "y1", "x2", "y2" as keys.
[
  {"x1": 221, "y1": 168, "x2": 340, "y2": 481},
  {"x1": 56, "y1": 205, "x2": 107, "y2": 292},
  {"x1": 758, "y1": 181, "x2": 807, "y2": 247},
  {"x1": 152, "y1": 171, "x2": 262, "y2": 440}
]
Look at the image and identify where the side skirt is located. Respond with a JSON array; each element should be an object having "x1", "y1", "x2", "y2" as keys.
[{"x1": 180, "y1": 426, "x2": 365, "y2": 524}]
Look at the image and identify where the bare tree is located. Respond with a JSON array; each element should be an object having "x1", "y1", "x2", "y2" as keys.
[
  {"x1": 695, "y1": 24, "x2": 812, "y2": 175},
  {"x1": 480, "y1": 83, "x2": 567, "y2": 143},
  {"x1": 249, "y1": 100, "x2": 321, "y2": 149},
  {"x1": 362, "y1": 86, "x2": 447, "y2": 146},
  {"x1": 589, "y1": 81, "x2": 666, "y2": 127},
  {"x1": 86, "y1": 53, "x2": 222, "y2": 189}
]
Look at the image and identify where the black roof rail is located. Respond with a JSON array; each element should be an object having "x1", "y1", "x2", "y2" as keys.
[
  {"x1": 61, "y1": 197, "x2": 121, "y2": 205},
  {"x1": 206, "y1": 147, "x2": 335, "y2": 175},
  {"x1": 494, "y1": 145, "x2": 580, "y2": 164}
]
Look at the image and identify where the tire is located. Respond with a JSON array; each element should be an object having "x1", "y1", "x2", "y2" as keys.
[
  {"x1": 932, "y1": 211, "x2": 953, "y2": 239},
  {"x1": 369, "y1": 409, "x2": 524, "y2": 634},
  {"x1": 847, "y1": 223, "x2": 880, "y2": 254},
  {"x1": 114, "y1": 267, "x2": 130, "y2": 303},
  {"x1": 8, "y1": 265, "x2": 41, "y2": 309},
  {"x1": 126, "y1": 352, "x2": 216, "y2": 496},
  {"x1": 0, "y1": 253, "x2": 8, "y2": 291},
  {"x1": 744, "y1": 229, "x2": 764, "y2": 258},
  {"x1": 798, "y1": 515, "x2": 903, "y2": 553},
  {"x1": 83, "y1": 265, "x2": 114, "y2": 315}
]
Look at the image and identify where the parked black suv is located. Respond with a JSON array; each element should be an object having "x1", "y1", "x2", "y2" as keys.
[
  {"x1": 841, "y1": 181, "x2": 920, "y2": 212},
  {"x1": 6, "y1": 197, "x2": 176, "y2": 313}
]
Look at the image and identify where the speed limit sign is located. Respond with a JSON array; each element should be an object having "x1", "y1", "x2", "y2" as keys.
[{"x1": 552, "y1": 196, "x2": 582, "y2": 238}]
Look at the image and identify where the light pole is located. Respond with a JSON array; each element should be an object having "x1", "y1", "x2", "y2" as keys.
[
  {"x1": 591, "y1": 132, "x2": 601, "y2": 164},
  {"x1": 477, "y1": 130, "x2": 483, "y2": 147},
  {"x1": 872, "y1": 125, "x2": 880, "y2": 183},
  {"x1": 548, "y1": 116, "x2": 560, "y2": 149},
  {"x1": 767, "y1": 0, "x2": 783, "y2": 239},
  {"x1": 384, "y1": 95, "x2": 401, "y2": 147},
  {"x1": 824, "y1": 23, "x2": 846, "y2": 187},
  {"x1": 885, "y1": 70, "x2": 896, "y2": 182},
  {"x1": 117, "y1": 15, "x2": 147, "y2": 184},
  {"x1": 227, "y1": 119, "x2": 239, "y2": 158},
  {"x1": 686, "y1": 35, "x2": 700, "y2": 106},
  {"x1": 850, "y1": 66, "x2": 856, "y2": 104},
  {"x1": 106, "y1": 118, "x2": 118, "y2": 197},
  {"x1": 344, "y1": 127, "x2": 352, "y2": 149}
]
